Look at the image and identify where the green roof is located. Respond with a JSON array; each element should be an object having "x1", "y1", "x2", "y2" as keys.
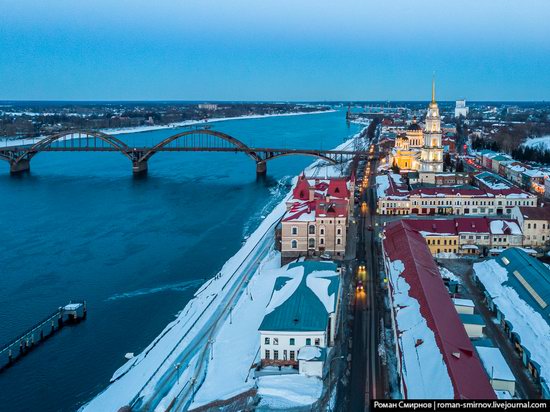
[
  {"x1": 496, "y1": 248, "x2": 550, "y2": 324},
  {"x1": 259, "y1": 261, "x2": 339, "y2": 332},
  {"x1": 459, "y1": 313, "x2": 485, "y2": 326},
  {"x1": 492, "y1": 155, "x2": 510, "y2": 162}
]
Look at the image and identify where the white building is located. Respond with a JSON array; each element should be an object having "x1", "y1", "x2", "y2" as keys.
[
  {"x1": 511, "y1": 205, "x2": 550, "y2": 248},
  {"x1": 198, "y1": 103, "x2": 218, "y2": 111},
  {"x1": 455, "y1": 100, "x2": 469, "y2": 118},
  {"x1": 258, "y1": 261, "x2": 341, "y2": 377},
  {"x1": 475, "y1": 345, "x2": 516, "y2": 395},
  {"x1": 459, "y1": 313, "x2": 485, "y2": 338},
  {"x1": 452, "y1": 298, "x2": 475, "y2": 315}
]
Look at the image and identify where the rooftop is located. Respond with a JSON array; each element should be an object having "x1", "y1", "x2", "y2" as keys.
[
  {"x1": 517, "y1": 205, "x2": 550, "y2": 221},
  {"x1": 383, "y1": 221, "x2": 495, "y2": 399},
  {"x1": 259, "y1": 261, "x2": 340, "y2": 333}
]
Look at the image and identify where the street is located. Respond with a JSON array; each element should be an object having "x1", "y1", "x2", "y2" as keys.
[{"x1": 348, "y1": 126, "x2": 385, "y2": 411}]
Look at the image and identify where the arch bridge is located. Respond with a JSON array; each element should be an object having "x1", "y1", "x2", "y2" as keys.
[{"x1": 0, "y1": 128, "x2": 366, "y2": 175}]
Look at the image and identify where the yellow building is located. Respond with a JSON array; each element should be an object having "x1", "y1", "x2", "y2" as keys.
[
  {"x1": 391, "y1": 133, "x2": 419, "y2": 170},
  {"x1": 425, "y1": 235, "x2": 460, "y2": 255}
]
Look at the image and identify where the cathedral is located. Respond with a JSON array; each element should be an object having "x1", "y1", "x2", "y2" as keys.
[{"x1": 388, "y1": 79, "x2": 444, "y2": 172}]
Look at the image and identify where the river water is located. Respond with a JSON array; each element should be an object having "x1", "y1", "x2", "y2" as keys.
[{"x1": 0, "y1": 109, "x2": 359, "y2": 411}]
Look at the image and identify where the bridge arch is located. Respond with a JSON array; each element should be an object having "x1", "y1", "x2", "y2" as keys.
[
  {"x1": 263, "y1": 151, "x2": 339, "y2": 164},
  {"x1": 15, "y1": 130, "x2": 132, "y2": 163},
  {"x1": 0, "y1": 152, "x2": 12, "y2": 163},
  {"x1": 139, "y1": 129, "x2": 261, "y2": 163}
]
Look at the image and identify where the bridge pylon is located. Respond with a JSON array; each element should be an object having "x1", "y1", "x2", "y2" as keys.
[
  {"x1": 10, "y1": 159, "x2": 30, "y2": 174},
  {"x1": 256, "y1": 161, "x2": 267, "y2": 175},
  {"x1": 132, "y1": 160, "x2": 148, "y2": 175}
]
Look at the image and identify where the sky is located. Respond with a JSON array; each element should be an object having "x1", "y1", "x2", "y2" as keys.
[{"x1": 0, "y1": 0, "x2": 549, "y2": 101}]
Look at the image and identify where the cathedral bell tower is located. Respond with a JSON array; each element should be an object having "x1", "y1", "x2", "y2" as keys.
[{"x1": 420, "y1": 76, "x2": 444, "y2": 172}]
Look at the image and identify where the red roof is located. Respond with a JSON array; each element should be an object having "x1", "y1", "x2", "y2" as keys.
[
  {"x1": 383, "y1": 221, "x2": 496, "y2": 399},
  {"x1": 518, "y1": 205, "x2": 550, "y2": 221},
  {"x1": 315, "y1": 198, "x2": 348, "y2": 217},
  {"x1": 454, "y1": 217, "x2": 490, "y2": 233},
  {"x1": 293, "y1": 174, "x2": 311, "y2": 201},
  {"x1": 403, "y1": 219, "x2": 458, "y2": 234},
  {"x1": 327, "y1": 179, "x2": 349, "y2": 198}
]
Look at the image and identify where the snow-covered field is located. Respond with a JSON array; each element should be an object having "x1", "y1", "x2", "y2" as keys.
[
  {"x1": 81, "y1": 124, "x2": 368, "y2": 411},
  {"x1": 256, "y1": 374, "x2": 323, "y2": 408},
  {"x1": 522, "y1": 135, "x2": 550, "y2": 151}
]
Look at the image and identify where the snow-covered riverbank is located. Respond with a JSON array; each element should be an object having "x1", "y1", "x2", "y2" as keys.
[
  {"x1": 81, "y1": 124, "x2": 367, "y2": 411},
  {"x1": 0, "y1": 109, "x2": 335, "y2": 147},
  {"x1": 104, "y1": 109, "x2": 336, "y2": 136}
]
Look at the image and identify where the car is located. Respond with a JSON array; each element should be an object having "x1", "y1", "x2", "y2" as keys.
[
  {"x1": 367, "y1": 225, "x2": 373, "y2": 231},
  {"x1": 358, "y1": 264, "x2": 366, "y2": 275},
  {"x1": 320, "y1": 253, "x2": 332, "y2": 260},
  {"x1": 356, "y1": 280, "x2": 364, "y2": 292}
]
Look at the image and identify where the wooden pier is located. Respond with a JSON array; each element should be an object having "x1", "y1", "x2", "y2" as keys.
[{"x1": 0, "y1": 301, "x2": 87, "y2": 372}]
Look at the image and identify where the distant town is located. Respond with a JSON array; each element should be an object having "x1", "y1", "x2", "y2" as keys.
[{"x1": 0, "y1": 102, "x2": 331, "y2": 138}]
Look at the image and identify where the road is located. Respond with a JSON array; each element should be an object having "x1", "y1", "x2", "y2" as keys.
[{"x1": 348, "y1": 125, "x2": 385, "y2": 411}]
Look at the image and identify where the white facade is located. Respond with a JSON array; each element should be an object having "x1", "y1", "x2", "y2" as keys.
[
  {"x1": 463, "y1": 322, "x2": 484, "y2": 339},
  {"x1": 455, "y1": 100, "x2": 469, "y2": 118},
  {"x1": 453, "y1": 298, "x2": 475, "y2": 315},
  {"x1": 260, "y1": 330, "x2": 325, "y2": 364},
  {"x1": 419, "y1": 82, "x2": 444, "y2": 172},
  {"x1": 511, "y1": 206, "x2": 550, "y2": 247}
]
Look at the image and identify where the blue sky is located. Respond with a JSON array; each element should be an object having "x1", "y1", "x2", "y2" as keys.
[{"x1": 1, "y1": 0, "x2": 549, "y2": 101}]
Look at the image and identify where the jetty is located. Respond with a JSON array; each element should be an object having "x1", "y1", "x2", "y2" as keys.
[{"x1": 0, "y1": 301, "x2": 87, "y2": 372}]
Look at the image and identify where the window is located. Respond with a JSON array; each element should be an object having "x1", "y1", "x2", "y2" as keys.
[
  {"x1": 309, "y1": 225, "x2": 315, "y2": 234},
  {"x1": 290, "y1": 350, "x2": 295, "y2": 361},
  {"x1": 336, "y1": 228, "x2": 342, "y2": 235},
  {"x1": 314, "y1": 338, "x2": 320, "y2": 346},
  {"x1": 289, "y1": 338, "x2": 295, "y2": 345},
  {"x1": 283, "y1": 350, "x2": 288, "y2": 360},
  {"x1": 337, "y1": 238, "x2": 341, "y2": 245},
  {"x1": 320, "y1": 238, "x2": 324, "y2": 245},
  {"x1": 273, "y1": 338, "x2": 278, "y2": 345},
  {"x1": 306, "y1": 338, "x2": 311, "y2": 345},
  {"x1": 265, "y1": 337, "x2": 270, "y2": 345},
  {"x1": 273, "y1": 350, "x2": 279, "y2": 360},
  {"x1": 320, "y1": 228, "x2": 325, "y2": 235},
  {"x1": 308, "y1": 238, "x2": 315, "y2": 248},
  {"x1": 265, "y1": 350, "x2": 270, "y2": 359},
  {"x1": 291, "y1": 240, "x2": 297, "y2": 249},
  {"x1": 291, "y1": 226, "x2": 298, "y2": 235}
]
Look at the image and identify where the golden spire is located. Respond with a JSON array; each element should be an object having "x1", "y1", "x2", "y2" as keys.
[{"x1": 431, "y1": 74, "x2": 436, "y2": 103}]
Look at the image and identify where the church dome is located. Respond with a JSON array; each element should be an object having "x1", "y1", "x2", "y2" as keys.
[{"x1": 407, "y1": 117, "x2": 421, "y2": 131}]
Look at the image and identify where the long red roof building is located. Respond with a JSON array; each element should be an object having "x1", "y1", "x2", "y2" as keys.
[{"x1": 383, "y1": 220, "x2": 496, "y2": 399}]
